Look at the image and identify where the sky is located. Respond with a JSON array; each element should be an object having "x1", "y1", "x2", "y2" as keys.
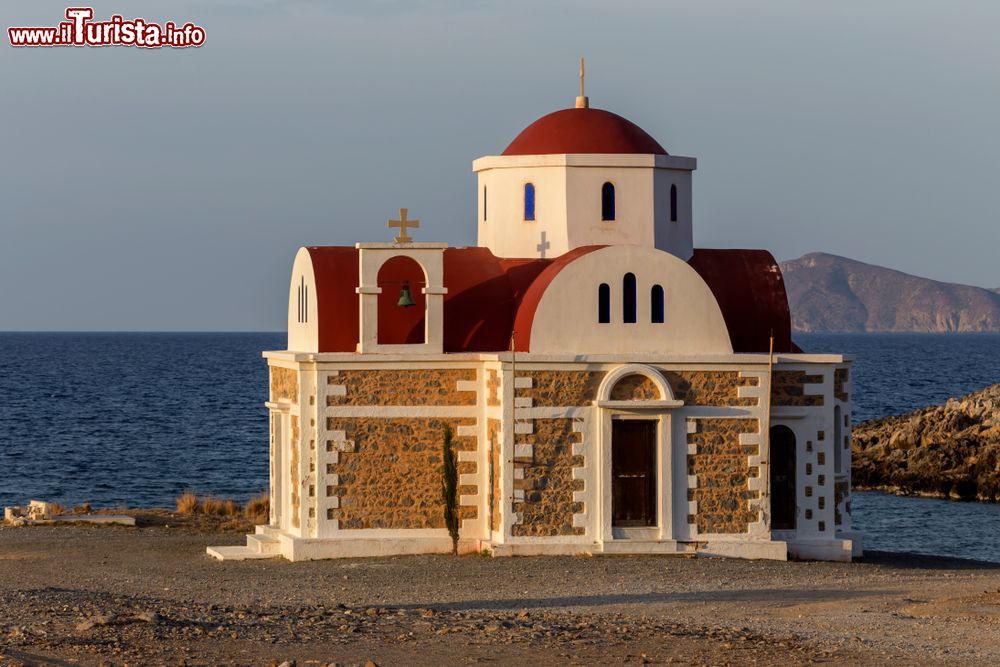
[{"x1": 2, "y1": 0, "x2": 998, "y2": 331}]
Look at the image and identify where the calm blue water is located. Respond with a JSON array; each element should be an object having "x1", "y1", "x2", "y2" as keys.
[
  {"x1": 1, "y1": 332, "x2": 999, "y2": 561},
  {"x1": 0, "y1": 333, "x2": 282, "y2": 508}
]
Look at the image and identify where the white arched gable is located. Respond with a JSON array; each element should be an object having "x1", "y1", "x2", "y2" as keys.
[
  {"x1": 527, "y1": 245, "x2": 733, "y2": 355},
  {"x1": 596, "y1": 364, "x2": 676, "y2": 402},
  {"x1": 287, "y1": 247, "x2": 318, "y2": 353}
]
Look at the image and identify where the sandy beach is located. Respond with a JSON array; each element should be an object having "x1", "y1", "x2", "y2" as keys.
[{"x1": 1, "y1": 515, "x2": 999, "y2": 666}]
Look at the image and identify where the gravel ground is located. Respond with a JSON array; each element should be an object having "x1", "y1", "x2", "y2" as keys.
[{"x1": 2, "y1": 517, "x2": 1000, "y2": 666}]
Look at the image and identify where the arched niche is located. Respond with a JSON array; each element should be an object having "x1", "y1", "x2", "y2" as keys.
[{"x1": 596, "y1": 364, "x2": 680, "y2": 407}]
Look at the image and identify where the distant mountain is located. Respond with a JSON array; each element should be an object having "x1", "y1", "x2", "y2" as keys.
[{"x1": 779, "y1": 253, "x2": 1000, "y2": 333}]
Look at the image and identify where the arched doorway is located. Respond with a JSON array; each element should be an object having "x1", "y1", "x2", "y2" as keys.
[
  {"x1": 612, "y1": 419, "x2": 657, "y2": 527},
  {"x1": 770, "y1": 425, "x2": 796, "y2": 530}
]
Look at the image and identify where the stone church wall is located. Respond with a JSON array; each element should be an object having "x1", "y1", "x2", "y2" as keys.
[
  {"x1": 270, "y1": 367, "x2": 298, "y2": 402},
  {"x1": 327, "y1": 369, "x2": 477, "y2": 406},
  {"x1": 325, "y1": 416, "x2": 477, "y2": 529},
  {"x1": 771, "y1": 370, "x2": 825, "y2": 407},
  {"x1": 516, "y1": 369, "x2": 758, "y2": 408},
  {"x1": 511, "y1": 418, "x2": 585, "y2": 537},
  {"x1": 686, "y1": 418, "x2": 760, "y2": 534}
]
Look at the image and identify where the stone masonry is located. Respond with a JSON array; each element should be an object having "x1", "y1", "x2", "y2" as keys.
[
  {"x1": 520, "y1": 369, "x2": 759, "y2": 408},
  {"x1": 662, "y1": 370, "x2": 758, "y2": 407},
  {"x1": 327, "y1": 369, "x2": 477, "y2": 406},
  {"x1": 487, "y1": 369, "x2": 501, "y2": 407},
  {"x1": 609, "y1": 374, "x2": 661, "y2": 401},
  {"x1": 834, "y1": 368, "x2": 850, "y2": 403},
  {"x1": 771, "y1": 370, "x2": 824, "y2": 407},
  {"x1": 326, "y1": 417, "x2": 476, "y2": 530},
  {"x1": 270, "y1": 367, "x2": 298, "y2": 402},
  {"x1": 519, "y1": 371, "x2": 604, "y2": 407},
  {"x1": 488, "y1": 418, "x2": 502, "y2": 532},
  {"x1": 512, "y1": 418, "x2": 585, "y2": 537},
  {"x1": 687, "y1": 418, "x2": 760, "y2": 534}
]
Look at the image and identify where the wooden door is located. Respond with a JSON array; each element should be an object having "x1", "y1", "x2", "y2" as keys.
[
  {"x1": 770, "y1": 425, "x2": 796, "y2": 530},
  {"x1": 612, "y1": 420, "x2": 656, "y2": 527}
]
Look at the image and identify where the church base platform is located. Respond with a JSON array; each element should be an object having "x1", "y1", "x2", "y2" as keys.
[
  {"x1": 209, "y1": 526, "x2": 489, "y2": 562},
  {"x1": 785, "y1": 535, "x2": 862, "y2": 563},
  {"x1": 211, "y1": 527, "x2": 855, "y2": 563}
]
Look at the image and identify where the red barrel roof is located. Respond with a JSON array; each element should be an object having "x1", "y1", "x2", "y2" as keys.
[{"x1": 303, "y1": 246, "x2": 791, "y2": 354}]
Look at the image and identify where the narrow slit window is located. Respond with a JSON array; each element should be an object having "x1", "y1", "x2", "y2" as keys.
[
  {"x1": 623, "y1": 273, "x2": 637, "y2": 323},
  {"x1": 601, "y1": 182, "x2": 615, "y2": 221},
  {"x1": 524, "y1": 183, "x2": 535, "y2": 221},
  {"x1": 598, "y1": 283, "x2": 610, "y2": 323},
  {"x1": 670, "y1": 184, "x2": 678, "y2": 222},
  {"x1": 297, "y1": 276, "x2": 305, "y2": 323},
  {"x1": 483, "y1": 185, "x2": 487, "y2": 222},
  {"x1": 651, "y1": 285, "x2": 664, "y2": 323}
]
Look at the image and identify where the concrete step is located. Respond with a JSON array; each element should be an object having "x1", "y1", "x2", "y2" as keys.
[
  {"x1": 206, "y1": 544, "x2": 278, "y2": 561},
  {"x1": 246, "y1": 534, "x2": 281, "y2": 555}
]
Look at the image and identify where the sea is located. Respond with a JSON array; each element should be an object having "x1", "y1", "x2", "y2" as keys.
[{"x1": 2, "y1": 332, "x2": 1000, "y2": 562}]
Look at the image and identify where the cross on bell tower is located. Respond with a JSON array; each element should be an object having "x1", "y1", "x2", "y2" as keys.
[{"x1": 388, "y1": 208, "x2": 420, "y2": 244}]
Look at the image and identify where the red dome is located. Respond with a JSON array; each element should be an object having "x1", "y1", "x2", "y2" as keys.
[{"x1": 502, "y1": 107, "x2": 668, "y2": 156}]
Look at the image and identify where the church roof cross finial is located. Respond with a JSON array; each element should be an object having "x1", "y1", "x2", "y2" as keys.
[
  {"x1": 388, "y1": 207, "x2": 420, "y2": 244},
  {"x1": 575, "y1": 57, "x2": 589, "y2": 109}
]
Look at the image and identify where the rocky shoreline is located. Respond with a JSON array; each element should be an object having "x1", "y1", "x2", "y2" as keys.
[{"x1": 853, "y1": 384, "x2": 1000, "y2": 501}]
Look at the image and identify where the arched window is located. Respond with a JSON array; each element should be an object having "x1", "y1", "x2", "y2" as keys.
[
  {"x1": 483, "y1": 186, "x2": 487, "y2": 222},
  {"x1": 601, "y1": 182, "x2": 615, "y2": 221},
  {"x1": 523, "y1": 183, "x2": 535, "y2": 221},
  {"x1": 598, "y1": 283, "x2": 610, "y2": 323},
  {"x1": 670, "y1": 184, "x2": 678, "y2": 222},
  {"x1": 650, "y1": 285, "x2": 664, "y2": 323},
  {"x1": 622, "y1": 273, "x2": 637, "y2": 323}
]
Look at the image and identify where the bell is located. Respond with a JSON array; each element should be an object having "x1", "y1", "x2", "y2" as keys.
[{"x1": 397, "y1": 281, "x2": 416, "y2": 307}]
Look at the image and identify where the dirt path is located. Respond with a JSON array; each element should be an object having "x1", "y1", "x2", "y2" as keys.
[{"x1": 2, "y1": 520, "x2": 1000, "y2": 666}]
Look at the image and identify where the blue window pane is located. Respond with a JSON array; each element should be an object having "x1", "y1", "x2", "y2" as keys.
[{"x1": 524, "y1": 183, "x2": 535, "y2": 221}]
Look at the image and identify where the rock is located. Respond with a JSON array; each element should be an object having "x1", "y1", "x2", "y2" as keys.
[
  {"x1": 76, "y1": 613, "x2": 115, "y2": 632},
  {"x1": 134, "y1": 611, "x2": 161, "y2": 624},
  {"x1": 854, "y1": 384, "x2": 1000, "y2": 501}
]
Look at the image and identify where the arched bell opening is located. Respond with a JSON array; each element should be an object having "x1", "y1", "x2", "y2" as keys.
[{"x1": 377, "y1": 255, "x2": 427, "y2": 344}]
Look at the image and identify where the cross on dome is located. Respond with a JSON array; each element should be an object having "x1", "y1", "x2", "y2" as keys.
[{"x1": 575, "y1": 57, "x2": 589, "y2": 109}]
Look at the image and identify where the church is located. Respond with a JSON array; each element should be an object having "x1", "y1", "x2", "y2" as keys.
[{"x1": 210, "y1": 66, "x2": 862, "y2": 563}]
